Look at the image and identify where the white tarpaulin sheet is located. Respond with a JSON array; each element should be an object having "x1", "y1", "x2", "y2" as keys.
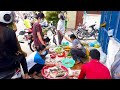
[{"x1": 106, "y1": 37, "x2": 120, "y2": 71}]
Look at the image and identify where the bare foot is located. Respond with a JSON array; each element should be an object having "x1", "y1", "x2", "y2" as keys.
[
  {"x1": 37, "y1": 73, "x2": 44, "y2": 79},
  {"x1": 37, "y1": 73, "x2": 42, "y2": 77},
  {"x1": 23, "y1": 74, "x2": 31, "y2": 79},
  {"x1": 32, "y1": 75, "x2": 41, "y2": 79}
]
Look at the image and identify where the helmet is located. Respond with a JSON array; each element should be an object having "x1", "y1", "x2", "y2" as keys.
[{"x1": 0, "y1": 11, "x2": 13, "y2": 24}]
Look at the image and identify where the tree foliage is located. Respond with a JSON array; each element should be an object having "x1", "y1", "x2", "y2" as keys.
[{"x1": 45, "y1": 11, "x2": 61, "y2": 27}]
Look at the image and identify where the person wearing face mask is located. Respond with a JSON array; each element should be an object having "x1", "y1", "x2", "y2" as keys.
[
  {"x1": 39, "y1": 13, "x2": 48, "y2": 27},
  {"x1": 26, "y1": 43, "x2": 50, "y2": 79},
  {"x1": 57, "y1": 14, "x2": 65, "y2": 45},
  {"x1": 32, "y1": 13, "x2": 46, "y2": 51}
]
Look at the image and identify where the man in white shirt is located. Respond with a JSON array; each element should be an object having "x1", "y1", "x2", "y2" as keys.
[{"x1": 57, "y1": 15, "x2": 65, "y2": 45}]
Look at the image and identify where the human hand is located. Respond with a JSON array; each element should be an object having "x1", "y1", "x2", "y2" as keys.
[
  {"x1": 64, "y1": 36, "x2": 68, "y2": 40},
  {"x1": 61, "y1": 33, "x2": 65, "y2": 37},
  {"x1": 46, "y1": 46, "x2": 50, "y2": 50},
  {"x1": 15, "y1": 51, "x2": 24, "y2": 56}
]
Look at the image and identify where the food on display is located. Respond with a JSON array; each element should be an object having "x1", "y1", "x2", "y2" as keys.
[
  {"x1": 62, "y1": 58, "x2": 75, "y2": 68},
  {"x1": 49, "y1": 48, "x2": 55, "y2": 53},
  {"x1": 65, "y1": 62, "x2": 72, "y2": 65},
  {"x1": 50, "y1": 54, "x2": 56, "y2": 59},
  {"x1": 67, "y1": 52, "x2": 72, "y2": 57},
  {"x1": 54, "y1": 46, "x2": 64, "y2": 54},
  {"x1": 42, "y1": 66, "x2": 68, "y2": 79},
  {"x1": 64, "y1": 46, "x2": 71, "y2": 51},
  {"x1": 45, "y1": 58, "x2": 56, "y2": 64},
  {"x1": 57, "y1": 52, "x2": 65, "y2": 57}
]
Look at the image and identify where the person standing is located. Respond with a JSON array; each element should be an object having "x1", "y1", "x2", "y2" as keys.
[
  {"x1": 39, "y1": 13, "x2": 48, "y2": 27},
  {"x1": 32, "y1": 13, "x2": 46, "y2": 51},
  {"x1": 23, "y1": 15, "x2": 32, "y2": 29},
  {"x1": 0, "y1": 11, "x2": 30, "y2": 79},
  {"x1": 57, "y1": 14, "x2": 65, "y2": 45},
  {"x1": 7, "y1": 11, "x2": 27, "y2": 57}
]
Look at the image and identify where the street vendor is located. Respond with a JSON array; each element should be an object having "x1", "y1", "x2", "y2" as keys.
[
  {"x1": 78, "y1": 49, "x2": 111, "y2": 79},
  {"x1": 26, "y1": 45, "x2": 52, "y2": 79},
  {"x1": 64, "y1": 34, "x2": 87, "y2": 64}
]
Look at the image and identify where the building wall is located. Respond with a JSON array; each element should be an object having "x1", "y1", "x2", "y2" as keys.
[
  {"x1": 98, "y1": 11, "x2": 120, "y2": 71},
  {"x1": 83, "y1": 14, "x2": 101, "y2": 29},
  {"x1": 98, "y1": 11, "x2": 120, "y2": 54},
  {"x1": 86, "y1": 11, "x2": 101, "y2": 14},
  {"x1": 67, "y1": 11, "x2": 77, "y2": 29},
  {"x1": 75, "y1": 11, "x2": 84, "y2": 29}
]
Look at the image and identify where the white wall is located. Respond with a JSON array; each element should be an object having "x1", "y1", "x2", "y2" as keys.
[
  {"x1": 106, "y1": 37, "x2": 120, "y2": 71},
  {"x1": 67, "y1": 11, "x2": 76, "y2": 29},
  {"x1": 83, "y1": 14, "x2": 101, "y2": 29}
]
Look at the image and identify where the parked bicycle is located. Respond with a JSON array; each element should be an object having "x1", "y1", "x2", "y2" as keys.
[{"x1": 75, "y1": 23, "x2": 98, "y2": 40}]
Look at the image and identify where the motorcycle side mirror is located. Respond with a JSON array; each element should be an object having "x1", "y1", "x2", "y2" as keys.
[{"x1": 100, "y1": 22, "x2": 106, "y2": 28}]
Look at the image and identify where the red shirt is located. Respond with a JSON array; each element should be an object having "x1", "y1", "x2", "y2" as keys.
[{"x1": 78, "y1": 59, "x2": 111, "y2": 79}]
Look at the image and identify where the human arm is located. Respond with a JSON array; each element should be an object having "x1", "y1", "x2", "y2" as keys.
[
  {"x1": 37, "y1": 32, "x2": 46, "y2": 46},
  {"x1": 64, "y1": 35, "x2": 72, "y2": 43},
  {"x1": 78, "y1": 65, "x2": 86, "y2": 79},
  {"x1": 16, "y1": 38, "x2": 27, "y2": 57},
  {"x1": 35, "y1": 25, "x2": 46, "y2": 46}
]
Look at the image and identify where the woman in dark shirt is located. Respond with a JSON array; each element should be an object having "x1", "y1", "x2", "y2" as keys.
[{"x1": 0, "y1": 11, "x2": 30, "y2": 79}]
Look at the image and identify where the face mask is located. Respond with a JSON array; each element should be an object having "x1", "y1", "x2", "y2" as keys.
[{"x1": 41, "y1": 51, "x2": 47, "y2": 55}]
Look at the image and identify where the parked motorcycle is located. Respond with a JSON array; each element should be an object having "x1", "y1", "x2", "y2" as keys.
[
  {"x1": 18, "y1": 21, "x2": 57, "y2": 52},
  {"x1": 75, "y1": 22, "x2": 99, "y2": 40},
  {"x1": 18, "y1": 29, "x2": 35, "y2": 52}
]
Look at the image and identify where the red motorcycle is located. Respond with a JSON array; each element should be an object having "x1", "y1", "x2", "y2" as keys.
[{"x1": 18, "y1": 28, "x2": 36, "y2": 52}]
